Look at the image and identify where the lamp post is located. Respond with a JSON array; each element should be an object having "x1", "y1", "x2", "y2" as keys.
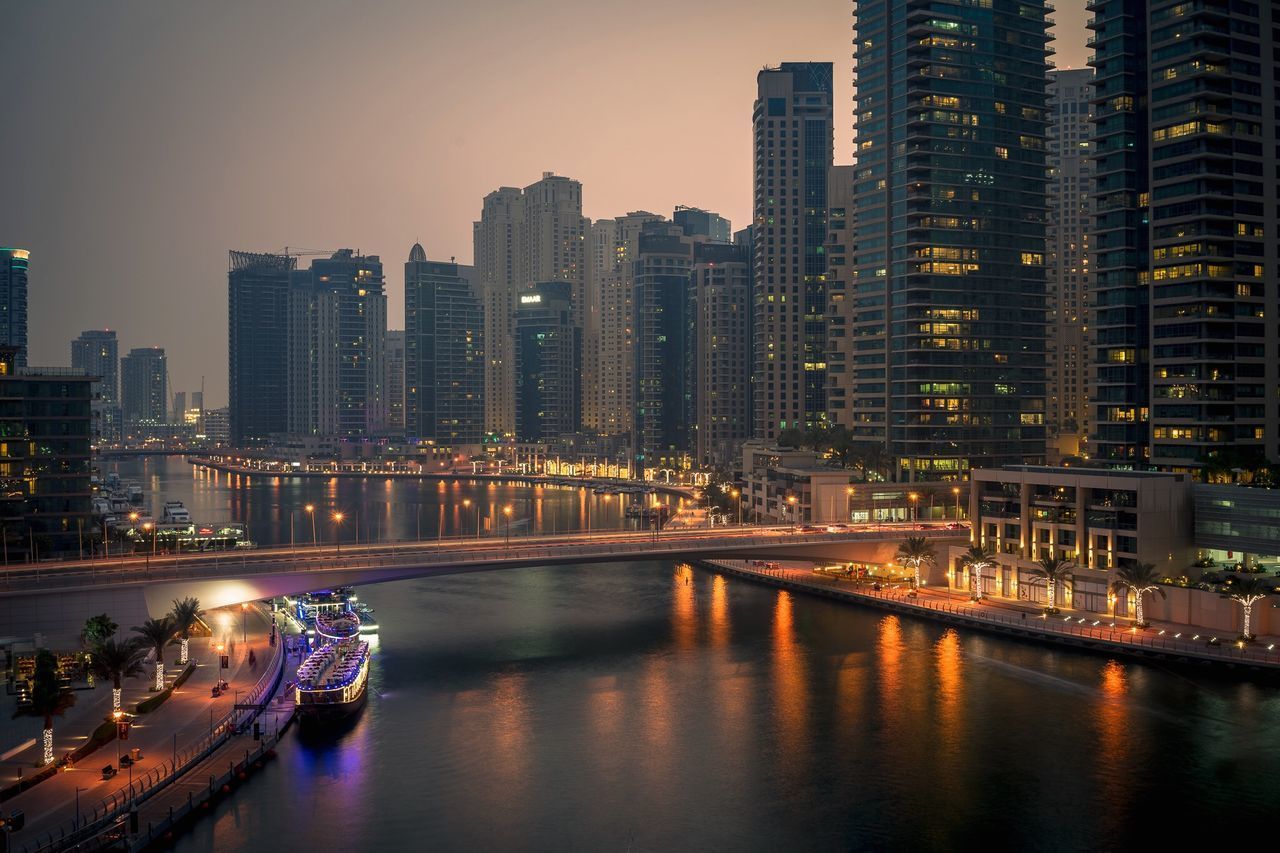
[
  {"x1": 463, "y1": 499, "x2": 476, "y2": 539},
  {"x1": 908, "y1": 492, "x2": 919, "y2": 523},
  {"x1": 952, "y1": 486, "x2": 962, "y2": 520},
  {"x1": 787, "y1": 495, "x2": 798, "y2": 526},
  {"x1": 332, "y1": 511, "x2": 345, "y2": 556},
  {"x1": 731, "y1": 489, "x2": 742, "y2": 526},
  {"x1": 241, "y1": 602, "x2": 248, "y2": 644},
  {"x1": 846, "y1": 486, "x2": 855, "y2": 524},
  {"x1": 143, "y1": 522, "x2": 154, "y2": 568},
  {"x1": 503, "y1": 505, "x2": 513, "y2": 547},
  {"x1": 305, "y1": 504, "x2": 316, "y2": 546}
]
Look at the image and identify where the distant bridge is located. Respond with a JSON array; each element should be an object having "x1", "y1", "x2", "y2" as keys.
[{"x1": 0, "y1": 526, "x2": 964, "y2": 644}]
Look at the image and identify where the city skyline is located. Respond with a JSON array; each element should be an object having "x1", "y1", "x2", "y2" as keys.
[{"x1": 2, "y1": 0, "x2": 1090, "y2": 405}]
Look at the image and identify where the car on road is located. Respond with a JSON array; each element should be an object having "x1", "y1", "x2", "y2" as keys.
[
  {"x1": 825, "y1": 523, "x2": 849, "y2": 533},
  {"x1": 799, "y1": 524, "x2": 823, "y2": 533}
]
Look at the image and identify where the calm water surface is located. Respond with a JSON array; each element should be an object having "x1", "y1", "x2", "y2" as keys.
[{"x1": 112, "y1": 459, "x2": 1280, "y2": 851}]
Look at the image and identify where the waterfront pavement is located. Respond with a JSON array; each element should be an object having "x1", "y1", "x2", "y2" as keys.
[
  {"x1": 5, "y1": 606, "x2": 278, "y2": 844},
  {"x1": 710, "y1": 559, "x2": 1280, "y2": 669}
]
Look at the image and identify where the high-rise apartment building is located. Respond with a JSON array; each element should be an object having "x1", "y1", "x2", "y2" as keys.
[
  {"x1": 229, "y1": 250, "x2": 294, "y2": 446},
  {"x1": 693, "y1": 240, "x2": 752, "y2": 469},
  {"x1": 632, "y1": 224, "x2": 699, "y2": 474},
  {"x1": 1088, "y1": 0, "x2": 1279, "y2": 470},
  {"x1": 0, "y1": 347, "x2": 93, "y2": 558},
  {"x1": 474, "y1": 173, "x2": 587, "y2": 438},
  {"x1": 172, "y1": 392, "x2": 186, "y2": 423},
  {"x1": 386, "y1": 329, "x2": 406, "y2": 436},
  {"x1": 1046, "y1": 68, "x2": 1095, "y2": 462},
  {"x1": 673, "y1": 206, "x2": 731, "y2": 242},
  {"x1": 287, "y1": 250, "x2": 387, "y2": 438},
  {"x1": 587, "y1": 212, "x2": 664, "y2": 438},
  {"x1": 752, "y1": 63, "x2": 833, "y2": 441},
  {"x1": 121, "y1": 347, "x2": 167, "y2": 425},
  {"x1": 404, "y1": 244, "x2": 484, "y2": 445},
  {"x1": 72, "y1": 329, "x2": 121, "y2": 443},
  {"x1": 824, "y1": 165, "x2": 857, "y2": 432},
  {"x1": 850, "y1": 3, "x2": 1051, "y2": 480},
  {"x1": 0, "y1": 248, "x2": 29, "y2": 367},
  {"x1": 515, "y1": 281, "x2": 579, "y2": 442}
]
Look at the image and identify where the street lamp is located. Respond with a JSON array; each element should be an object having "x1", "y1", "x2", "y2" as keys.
[
  {"x1": 786, "y1": 495, "x2": 798, "y2": 526},
  {"x1": 846, "y1": 486, "x2": 855, "y2": 523},
  {"x1": 731, "y1": 489, "x2": 742, "y2": 526},
  {"x1": 332, "y1": 511, "x2": 345, "y2": 556},
  {"x1": 142, "y1": 522, "x2": 155, "y2": 568},
  {"x1": 463, "y1": 499, "x2": 479, "y2": 539},
  {"x1": 952, "y1": 486, "x2": 962, "y2": 520},
  {"x1": 305, "y1": 504, "x2": 316, "y2": 546},
  {"x1": 503, "y1": 505, "x2": 514, "y2": 547},
  {"x1": 241, "y1": 602, "x2": 248, "y2": 644},
  {"x1": 908, "y1": 492, "x2": 919, "y2": 523}
]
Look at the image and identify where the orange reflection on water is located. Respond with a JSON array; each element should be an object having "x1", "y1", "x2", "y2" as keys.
[
  {"x1": 489, "y1": 670, "x2": 532, "y2": 793},
  {"x1": 1095, "y1": 659, "x2": 1131, "y2": 829},
  {"x1": 877, "y1": 615, "x2": 904, "y2": 700},
  {"x1": 709, "y1": 574, "x2": 730, "y2": 648},
  {"x1": 933, "y1": 629, "x2": 964, "y2": 756},
  {"x1": 672, "y1": 564, "x2": 697, "y2": 650},
  {"x1": 771, "y1": 591, "x2": 809, "y2": 780}
]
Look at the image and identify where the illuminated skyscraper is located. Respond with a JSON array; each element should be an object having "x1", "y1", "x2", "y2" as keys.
[
  {"x1": 850, "y1": 1, "x2": 1051, "y2": 480},
  {"x1": 752, "y1": 63, "x2": 833, "y2": 441},
  {"x1": 0, "y1": 248, "x2": 29, "y2": 367}
]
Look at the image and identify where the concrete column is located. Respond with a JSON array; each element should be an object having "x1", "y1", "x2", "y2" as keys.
[
  {"x1": 1075, "y1": 485, "x2": 1087, "y2": 568},
  {"x1": 1019, "y1": 482, "x2": 1032, "y2": 558}
]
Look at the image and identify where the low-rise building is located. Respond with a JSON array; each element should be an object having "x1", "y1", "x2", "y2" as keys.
[{"x1": 952, "y1": 466, "x2": 1196, "y2": 616}]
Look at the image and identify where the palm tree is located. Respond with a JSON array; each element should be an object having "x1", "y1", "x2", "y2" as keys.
[
  {"x1": 133, "y1": 616, "x2": 177, "y2": 692},
  {"x1": 1222, "y1": 576, "x2": 1272, "y2": 641},
  {"x1": 1110, "y1": 562, "x2": 1166, "y2": 628},
  {"x1": 81, "y1": 613, "x2": 118, "y2": 647},
  {"x1": 896, "y1": 536, "x2": 936, "y2": 594},
  {"x1": 1031, "y1": 555, "x2": 1074, "y2": 614},
  {"x1": 13, "y1": 650, "x2": 76, "y2": 765},
  {"x1": 88, "y1": 638, "x2": 149, "y2": 714},
  {"x1": 170, "y1": 597, "x2": 202, "y2": 665},
  {"x1": 958, "y1": 544, "x2": 996, "y2": 602}
]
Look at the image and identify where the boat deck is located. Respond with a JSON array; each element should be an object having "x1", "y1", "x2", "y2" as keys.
[{"x1": 296, "y1": 640, "x2": 367, "y2": 692}]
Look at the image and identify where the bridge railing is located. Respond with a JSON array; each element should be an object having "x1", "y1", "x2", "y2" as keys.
[{"x1": 0, "y1": 526, "x2": 961, "y2": 594}]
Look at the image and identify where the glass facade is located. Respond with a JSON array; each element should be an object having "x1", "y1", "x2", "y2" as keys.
[
  {"x1": 852, "y1": 0, "x2": 1051, "y2": 480},
  {"x1": 0, "y1": 249, "x2": 29, "y2": 368},
  {"x1": 228, "y1": 251, "x2": 294, "y2": 445},
  {"x1": 405, "y1": 248, "x2": 484, "y2": 445},
  {"x1": 516, "y1": 281, "x2": 580, "y2": 442}
]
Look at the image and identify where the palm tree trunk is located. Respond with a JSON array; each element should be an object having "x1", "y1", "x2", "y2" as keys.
[
  {"x1": 42, "y1": 717, "x2": 53, "y2": 766},
  {"x1": 180, "y1": 635, "x2": 190, "y2": 665},
  {"x1": 1242, "y1": 602, "x2": 1252, "y2": 638},
  {"x1": 1047, "y1": 578, "x2": 1055, "y2": 610},
  {"x1": 113, "y1": 675, "x2": 122, "y2": 714},
  {"x1": 154, "y1": 652, "x2": 165, "y2": 692},
  {"x1": 1135, "y1": 592, "x2": 1145, "y2": 626}
]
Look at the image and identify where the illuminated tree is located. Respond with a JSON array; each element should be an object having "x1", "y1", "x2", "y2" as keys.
[
  {"x1": 89, "y1": 637, "x2": 148, "y2": 714},
  {"x1": 1031, "y1": 555, "x2": 1074, "y2": 614},
  {"x1": 1110, "y1": 562, "x2": 1166, "y2": 628},
  {"x1": 895, "y1": 536, "x2": 936, "y2": 593},
  {"x1": 1223, "y1": 576, "x2": 1272, "y2": 641},
  {"x1": 958, "y1": 544, "x2": 996, "y2": 602},
  {"x1": 170, "y1": 597, "x2": 203, "y2": 665},
  {"x1": 14, "y1": 650, "x2": 75, "y2": 765},
  {"x1": 133, "y1": 616, "x2": 177, "y2": 692}
]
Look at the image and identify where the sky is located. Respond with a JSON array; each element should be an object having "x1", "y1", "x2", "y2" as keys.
[{"x1": 1, "y1": 0, "x2": 1088, "y2": 407}]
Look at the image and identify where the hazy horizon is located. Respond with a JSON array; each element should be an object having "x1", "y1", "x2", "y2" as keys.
[{"x1": 2, "y1": 0, "x2": 1087, "y2": 406}]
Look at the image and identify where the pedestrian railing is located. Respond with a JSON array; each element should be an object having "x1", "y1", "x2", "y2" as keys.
[
  {"x1": 17, "y1": 606, "x2": 286, "y2": 853},
  {"x1": 709, "y1": 560, "x2": 1280, "y2": 671}
]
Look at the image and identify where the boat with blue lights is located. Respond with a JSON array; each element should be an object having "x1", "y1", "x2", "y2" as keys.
[{"x1": 294, "y1": 610, "x2": 370, "y2": 722}]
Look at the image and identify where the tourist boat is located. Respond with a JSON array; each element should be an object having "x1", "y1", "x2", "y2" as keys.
[{"x1": 295, "y1": 610, "x2": 370, "y2": 722}]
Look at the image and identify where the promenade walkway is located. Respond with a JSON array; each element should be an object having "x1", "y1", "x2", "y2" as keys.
[
  {"x1": 704, "y1": 559, "x2": 1280, "y2": 672},
  {"x1": 6, "y1": 606, "x2": 279, "y2": 850}
]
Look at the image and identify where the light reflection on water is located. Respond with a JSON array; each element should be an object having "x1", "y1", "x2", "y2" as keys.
[{"x1": 111, "y1": 460, "x2": 1280, "y2": 851}]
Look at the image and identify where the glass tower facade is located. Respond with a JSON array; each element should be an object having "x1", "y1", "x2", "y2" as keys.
[
  {"x1": 0, "y1": 249, "x2": 29, "y2": 368},
  {"x1": 851, "y1": 0, "x2": 1051, "y2": 481},
  {"x1": 515, "y1": 281, "x2": 580, "y2": 442},
  {"x1": 405, "y1": 244, "x2": 484, "y2": 445},
  {"x1": 229, "y1": 251, "x2": 294, "y2": 446}
]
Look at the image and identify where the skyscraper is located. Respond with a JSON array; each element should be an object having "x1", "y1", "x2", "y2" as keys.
[
  {"x1": 385, "y1": 329, "x2": 406, "y2": 436},
  {"x1": 693, "y1": 240, "x2": 752, "y2": 469},
  {"x1": 516, "y1": 281, "x2": 579, "y2": 442},
  {"x1": 586, "y1": 212, "x2": 664, "y2": 438},
  {"x1": 0, "y1": 248, "x2": 29, "y2": 367},
  {"x1": 404, "y1": 244, "x2": 484, "y2": 445},
  {"x1": 673, "y1": 206, "x2": 731, "y2": 242},
  {"x1": 850, "y1": 3, "x2": 1051, "y2": 480},
  {"x1": 121, "y1": 347, "x2": 167, "y2": 425},
  {"x1": 632, "y1": 223, "x2": 698, "y2": 475},
  {"x1": 1088, "y1": 0, "x2": 1279, "y2": 470},
  {"x1": 1046, "y1": 68, "x2": 1094, "y2": 462},
  {"x1": 229, "y1": 251, "x2": 294, "y2": 446},
  {"x1": 287, "y1": 250, "x2": 387, "y2": 438},
  {"x1": 72, "y1": 330, "x2": 119, "y2": 404},
  {"x1": 752, "y1": 63, "x2": 833, "y2": 441},
  {"x1": 824, "y1": 165, "x2": 857, "y2": 431},
  {"x1": 72, "y1": 329, "x2": 121, "y2": 442},
  {"x1": 474, "y1": 173, "x2": 587, "y2": 438}
]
